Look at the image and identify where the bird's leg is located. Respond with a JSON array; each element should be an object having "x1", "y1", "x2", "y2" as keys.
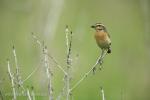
[
  {"x1": 98, "y1": 49, "x2": 106, "y2": 70},
  {"x1": 92, "y1": 67, "x2": 96, "y2": 74},
  {"x1": 98, "y1": 49, "x2": 105, "y2": 62}
]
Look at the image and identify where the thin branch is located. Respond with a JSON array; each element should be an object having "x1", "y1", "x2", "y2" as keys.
[
  {"x1": 70, "y1": 49, "x2": 107, "y2": 92},
  {"x1": 43, "y1": 46, "x2": 53, "y2": 100},
  {"x1": 7, "y1": 59, "x2": 17, "y2": 100},
  {"x1": 27, "y1": 88, "x2": 32, "y2": 100},
  {"x1": 65, "y1": 25, "x2": 69, "y2": 54},
  {"x1": 47, "y1": 53, "x2": 67, "y2": 75},
  {"x1": 12, "y1": 46, "x2": 24, "y2": 89},
  {"x1": 12, "y1": 46, "x2": 19, "y2": 82},
  {"x1": 100, "y1": 87, "x2": 105, "y2": 100},
  {"x1": 31, "y1": 86, "x2": 35, "y2": 100},
  {"x1": 22, "y1": 64, "x2": 40, "y2": 83},
  {"x1": 32, "y1": 33, "x2": 67, "y2": 75},
  {"x1": 67, "y1": 31, "x2": 73, "y2": 67},
  {"x1": 65, "y1": 26, "x2": 73, "y2": 100},
  {"x1": 12, "y1": 46, "x2": 27, "y2": 95}
]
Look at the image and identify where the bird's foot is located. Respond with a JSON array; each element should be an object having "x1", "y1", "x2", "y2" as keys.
[
  {"x1": 98, "y1": 60, "x2": 103, "y2": 65},
  {"x1": 92, "y1": 67, "x2": 96, "y2": 74},
  {"x1": 98, "y1": 60, "x2": 104, "y2": 70}
]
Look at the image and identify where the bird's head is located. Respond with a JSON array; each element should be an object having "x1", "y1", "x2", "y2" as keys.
[{"x1": 91, "y1": 23, "x2": 106, "y2": 32}]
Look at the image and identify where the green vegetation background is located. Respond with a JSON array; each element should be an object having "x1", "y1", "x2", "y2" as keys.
[{"x1": 0, "y1": 0, "x2": 150, "y2": 100}]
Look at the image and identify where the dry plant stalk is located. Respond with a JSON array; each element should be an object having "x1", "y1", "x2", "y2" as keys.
[
  {"x1": 27, "y1": 88, "x2": 32, "y2": 100},
  {"x1": 100, "y1": 87, "x2": 105, "y2": 100},
  {"x1": 26, "y1": 87, "x2": 36, "y2": 100},
  {"x1": 31, "y1": 26, "x2": 108, "y2": 100},
  {"x1": 12, "y1": 46, "x2": 25, "y2": 91},
  {"x1": 31, "y1": 87, "x2": 35, "y2": 100},
  {"x1": 12, "y1": 46, "x2": 20, "y2": 85},
  {"x1": 65, "y1": 26, "x2": 73, "y2": 100},
  {"x1": 32, "y1": 33, "x2": 67, "y2": 100},
  {"x1": 43, "y1": 46, "x2": 53, "y2": 100},
  {"x1": 64, "y1": 26, "x2": 108, "y2": 99},
  {"x1": 70, "y1": 49, "x2": 107, "y2": 92},
  {"x1": 7, "y1": 59, "x2": 17, "y2": 100},
  {"x1": 31, "y1": 33, "x2": 66, "y2": 75},
  {"x1": 22, "y1": 65, "x2": 40, "y2": 83},
  {"x1": 8, "y1": 46, "x2": 40, "y2": 99}
]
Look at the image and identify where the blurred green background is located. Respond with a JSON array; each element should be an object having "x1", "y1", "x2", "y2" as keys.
[{"x1": 0, "y1": 0, "x2": 150, "y2": 100}]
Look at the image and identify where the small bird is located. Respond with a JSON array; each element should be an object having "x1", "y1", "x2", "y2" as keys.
[{"x1": 91, "y1": 23, "x2": 111, "y2": 53}]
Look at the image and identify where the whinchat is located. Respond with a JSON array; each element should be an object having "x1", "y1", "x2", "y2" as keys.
[{"x1": 91, "y1": 23, "x2": 111, "y2": 53}]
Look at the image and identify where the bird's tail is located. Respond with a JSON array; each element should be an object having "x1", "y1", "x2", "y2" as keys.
[{"x1": 107, "y1": 48, "x2": 111, "y2": 54}]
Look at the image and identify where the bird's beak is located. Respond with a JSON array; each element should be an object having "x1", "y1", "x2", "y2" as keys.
[{"x1": 91, "y1": 25, "x2": 95, "y2": 28}]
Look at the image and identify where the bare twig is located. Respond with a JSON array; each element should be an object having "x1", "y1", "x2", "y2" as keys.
[
  {"x1": 32, "y1": 33, "x2": 69, "y2": 100},
  {"x1": 100, "y1": 87, "x2": 105, "y2": 100},
  {"x1": 65, "y1": 26, "x2": 73, "y2": 100},
  {"x1": 7, "y1": 59, "x2": 17, "y2": 100},
  {"x1": 12, "y1": 46, "x2": 19, "y2": 82},
  {"x1": 70, "y1": 49, "x2": 107, "y2": 92},
  {"x1": 43, "y1": 46, "x2": 53, "y2": 100},
  {"x1": 31, "y1": 27, "x2": 108, "y2": 100},
  {"x1": 67, "y1": 31, "x2": 73, "y2": 67},
  {"x1": 47, "y1": 54, "x2": 67, "y2": 75},
  {"x1": 12, "y1": 46, "x2": 26, "y2": 94},
  {"x1": 12, "y1": 46, "x2": 23, "y2": 89},
  {"x1": 65, "y1": 25, "x2": 69, "y2": 54},
  {"x1": 31, "y1": 86, "x2": 35, "y2": 100},
  {"x1": 22, "y1": 64, "x2": 40, "y2": 83},
  {"x1": 32, "y1": 33, "x2": 67, "y2": 75},
  {"x1": 27, "y1": 88, "x2": 32, "y2": 100}
]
